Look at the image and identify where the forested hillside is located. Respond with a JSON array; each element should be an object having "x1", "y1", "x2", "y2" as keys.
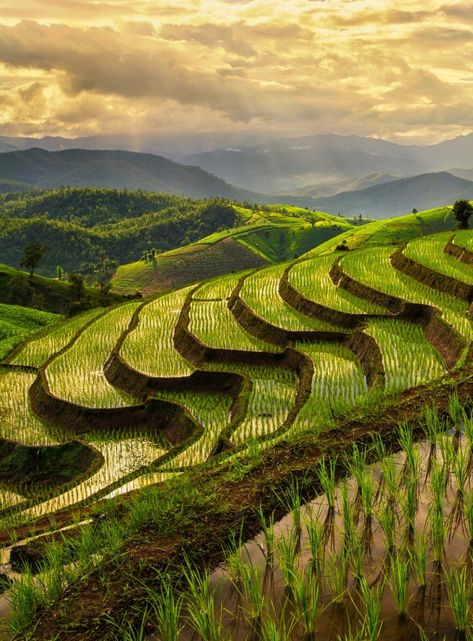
[
  {"x1": 0, "y1": 189, "x2": 352, "y2": 278},
  {"x1": 0, "y1": 189, "x2": 240, "y2": 276}
]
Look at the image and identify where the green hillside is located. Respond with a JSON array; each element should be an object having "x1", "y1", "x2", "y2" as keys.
[
  {"x1": 0, "y1": 188, "x2": 247, "y2": 277},
  {"x1": 112, "y1": 206, "x2": 354, "y2": 294},
  {"x1": 306, "y1": 204, "x2": 458, "y2": 256},
  {"x1": 0, "y1": 148, "x2": 265, "y2": 201}
]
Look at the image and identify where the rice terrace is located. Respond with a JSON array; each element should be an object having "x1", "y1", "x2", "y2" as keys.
[{"x1": 0, "y1": 195, "x2": 470, "y2": 641}]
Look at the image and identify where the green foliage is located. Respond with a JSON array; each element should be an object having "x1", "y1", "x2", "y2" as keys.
[
  {"x1": 0, "y1": 188, "x2": 239, "y2": 276},
  {"x1": 453, "y1": 199, "x2": 473, "y2": 229},
  {"x1": 19, "y1": 240, "x2": 48, "y2": 276}
]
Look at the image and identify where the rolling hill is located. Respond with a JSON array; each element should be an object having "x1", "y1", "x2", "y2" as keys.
[
  {"x1": 112, "y1": 205, "x2": 355, "y2": 294},
  {"x1": 0, "y1": 148, "x2": 265, "y2": 201}
]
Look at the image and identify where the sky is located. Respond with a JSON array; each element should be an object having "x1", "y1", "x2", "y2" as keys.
[{"x1": 0, "y1": 0, "x2": 473, "y2": 143}]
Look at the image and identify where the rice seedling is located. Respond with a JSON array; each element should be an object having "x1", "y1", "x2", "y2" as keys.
[
  {"x1": 377, "y1": 501, "x2": 396, "y2": 554},
  {"x1": 358, "y1": 576, "x2": 384, "y2": 641},
  {"x1": 325, "y1": 548, "x2": 349, "y2": 604},
  {"x1": 365, "y1": 319, "x2": 445, "y2": 393},
  {"x1": 404, "y1": 232, "x2": 473, "y2": 287},
  {"x1": 398, "y1": 422, "x2": 416, "y2": 475},
  {"x1": 292, "y1": 566, "x2": 320, "y2": 640},
  {"x1": 11, "y1": 308, "x2": 103, "y2": 368},
  {"x1": 449, "y1": 444, "x2": 470, "y2": 537},
  {"x1": 107, "y1": 608, "x2": 149, "y2": 641},
  {"x1": 288, "y1": 254, "x2": 386, "y2": 315},
  {"x1": 446, "y1": 567, "x2": 471, "y2": 639},
  {"x1": 155, "y1": 388, "x2": 232, "y2": 468},
  {"x1": 257, "y1": 507, "x2": 275, "y2": 568},
  {"x1": 146, "y1": 580, "x2": 183, "y2": 641},
  {"x1": 47, "y1": 302, "x2": 141, "y2": 408},
  {"x1": 410, "y1": 533, "x2": 427, "y2": 591},
  {"x1": 260, "y1": 617, "x2": 291, "y2": 641},
  {"x1": 184, "y1": 564, "x2": 224, "y2": 641},
  {"x1": 379, "y1": 454, "x2": 398, "y2": 507},
  {"x1": 318, "y1": 456, "x2": 338, "y2": 545},
  {"x1": 277, "y1": 531, "x2": 300, "y2": 596},
  {"x1": 209, "y1": 362, "x2": 298, "y2": 447},
  {"x1": 341, "y1": 243, "x2": 473, "y2": 342},
  {"x1": 238, "y1": 560, "x2": 265, "y2": 635},
  {"x1": 8, "y1": 569, "x2": 38, "y2": 634},
  {"x1": 292, "y1": 342, "x2": 368, "y2": 434},
  {"x1": 0, "y1": 368, "x2": 67, "y2": 447},
  {"x1": 305, "y1": 510, "x2": 325, "y2": 576},
  {"x1": 120, "y1": 287, "x2": 195, "y2": 378},
  {"x1": 280, "y1": 480, "x2": 303, "y2": 539},
  {"x1": 401, "y1": 477, "x2": 419, "y2": 542},
  {"x1": 359, "y1": 466, "x2": 376, "y2": 552},
  {"x1": 190, "y1": 274, "x2": 281, "y2": 353},
  {"x1": 240, "y1": 262, "x2": 340, "y2": 332},
  {"x1": 388, "y1": 553, "x2": 410, "y2": 620},
  {"x1": 429, "y1": 503, "x2": 446, "y2": 566}
]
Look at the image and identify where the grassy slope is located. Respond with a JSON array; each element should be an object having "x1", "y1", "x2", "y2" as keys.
[
  {"x1": 306, "y1": 204, "x2": 457, "y2": 257},
  {"x1": 0, "y1": 303, "x2": 59, "y2": 361},
  {"x1": 112, "y1": 206, "x2": 354, "y2": 294}
]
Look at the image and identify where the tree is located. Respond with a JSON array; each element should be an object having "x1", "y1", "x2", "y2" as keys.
[
  {"x1": 20, "y1": 241, "x2": 48, "y2": 277},
  {"x1": 412, "y1": 208, "x2": 418, "y2": 214},
  {"x1": 69, "y1": 272, "x2": 85, "y2": 301},
  {"x1": 453, "y1": 199, "x2": 473, "y2": 229},
  {"x1": 96, "y1": 257, "x2": 118, "y2": 292}
]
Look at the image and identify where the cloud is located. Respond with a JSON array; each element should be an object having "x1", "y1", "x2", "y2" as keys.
[{"x1": 0, "y1": 1, "x2": 473, "y2": 143}]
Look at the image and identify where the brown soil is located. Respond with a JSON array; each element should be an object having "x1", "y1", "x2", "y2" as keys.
[
  {"x1": 392, "y1": 246, "x2": 473, "y2": 303},
  {"x1": 135, "y1": 237, "x2": 268, "y2": 296},
  {"x1": 445, "y1": 235, "x2": 473, "y2": 267}
]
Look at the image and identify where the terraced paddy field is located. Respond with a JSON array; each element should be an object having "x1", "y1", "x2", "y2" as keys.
[{"x1": 0, "y1": 224, "x2": 472, "y2": 641}]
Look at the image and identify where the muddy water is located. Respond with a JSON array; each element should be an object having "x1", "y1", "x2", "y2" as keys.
[{"x1": 153, "y1": 439, "x2": 473, "y2": 641}]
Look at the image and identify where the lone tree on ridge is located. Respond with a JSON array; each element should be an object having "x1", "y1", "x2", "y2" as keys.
[
  {"x1": 453, "y1": 199, "x2": 473, "y2": 229},
  {"x1": 20, "y1": 241, "x2": 48, "y2": 277}
]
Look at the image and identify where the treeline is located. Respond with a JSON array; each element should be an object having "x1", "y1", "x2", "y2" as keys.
[{"x1": 0, "y1": 188, "x2": 239, "y2": 276}]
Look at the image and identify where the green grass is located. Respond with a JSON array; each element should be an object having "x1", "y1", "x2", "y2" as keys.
[
  {"x1": 454, "y1": 229, "x2": 473, "y2": 251},
  {"x1": 0, "y1": 303, "x2": 59, "y2": 362},
  {"x1": 304, "y1": 205, "x2": 457, "y2": 257}
]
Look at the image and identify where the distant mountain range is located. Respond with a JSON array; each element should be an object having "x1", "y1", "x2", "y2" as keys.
[
  {"x1": 4, "y1": 131, "x2": 473, "y2": 195},
  {"x1": 182, "y1": 133, "x2": 473, "y2": 193},
  {"x1": 0, "y1": 148, "x2": 264, "y2": 201},
  {"x1": 292, "y1": 172, "x2": 473, "y2": 218},
  {"x1": 1, "y1": 145, "x2": 473, "y2": 219}
]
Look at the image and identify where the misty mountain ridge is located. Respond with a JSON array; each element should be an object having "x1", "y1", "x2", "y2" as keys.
[
  {"x1": 0, "y1": 148, "x2": 265, "y2": 202},
  {"x1": 293, "y1": 172, "x2": 473, "y2": 218}
]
